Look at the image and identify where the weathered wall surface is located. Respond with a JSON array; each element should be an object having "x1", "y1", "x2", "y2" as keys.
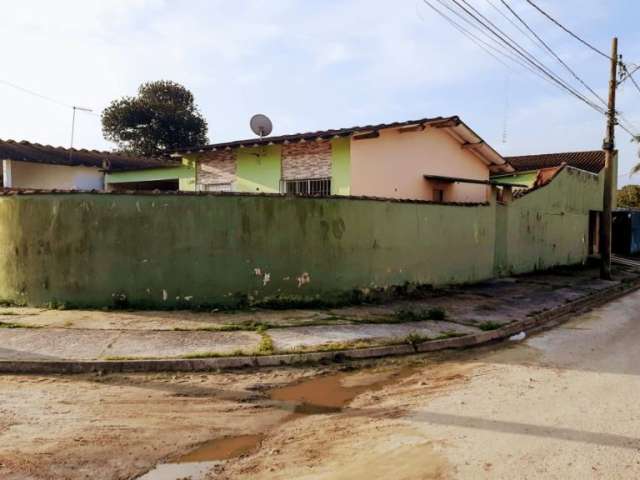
[
  {"x1": 494, "y1": 167, "x2": 602, "y2": 275},
  {"x1": 0, "y1": 194, "x2": 495, "y2": 308},
  {"x1": 349, "y1": 127, "x2": 490, "y2": 202},
  {"x1": 5, "y1": 160, "x2": 104, "y2": 190}
]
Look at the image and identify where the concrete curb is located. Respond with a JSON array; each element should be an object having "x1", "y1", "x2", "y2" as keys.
[{"x1": 2, "y1": 279, "x2": 640, "y2": 375}]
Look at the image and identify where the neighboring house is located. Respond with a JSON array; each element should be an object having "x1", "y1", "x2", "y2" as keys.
[
  {"x1": 492, "y1": 150, "x2": 612, "y2": 256},
  {"x1": 0, "y1": 139, "x2": 188, "y2": 190},
  {"x1": 492, "y1": 150, "x2": 611, "y2": 191},
  {"x1": 173, "y1": 116, "x2": 514, "y2": 203}
]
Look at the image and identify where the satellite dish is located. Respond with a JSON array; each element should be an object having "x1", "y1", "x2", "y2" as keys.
[{"x1": 250, "y1": 114, "x2": 273, "y2": 138}]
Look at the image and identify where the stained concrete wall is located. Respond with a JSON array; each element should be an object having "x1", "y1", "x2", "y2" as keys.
[
  {"x1": 0, "y1": 166, "x2": 603, "y2": 308},
  {"x1": 494, "y1": 167, "x2": 603, "y2": 275},
  {"x1": 0, "y1": 194, "x2": 495, "y2": 308}
]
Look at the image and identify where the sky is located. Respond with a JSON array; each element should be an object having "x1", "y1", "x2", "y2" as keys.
[{"x1": 1, "y1": 0, "x2": 640, "y2": 185}]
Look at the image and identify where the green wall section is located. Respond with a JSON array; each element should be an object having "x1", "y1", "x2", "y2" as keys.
[
  {"x1": 0, "y1": 194, "x2": 494, "y2": 308},
  {"x1": 494, "y1": 167, "x2": 602, "y2": 275},
  {"x1": 0, "y1": 166, "x2": 603, "y2": 309},
  {"x1": 235, "y1": 146, "x2": 282, "y2": 193},
  {"x1": 105, "y1": 163, "x2": 196, "y2": 191},
  {"x1": 330, "y1": 138, "x2": 351, "y2": 195}
]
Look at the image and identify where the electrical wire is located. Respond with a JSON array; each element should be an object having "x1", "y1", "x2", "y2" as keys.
[
  {"x1": 524, "y1": 0, "x2": 611, "y2": 60},
  {"x1": 449, "y1": 0, "x2": 606, "y2": 115},
  {"x1": 423, "y1": 0, "x2": 551, "y2": 82},
  {"x1": 499, "y1": 0, "x2": 608, "y2": 108},
  {"x1": 484, "y1": 0, "x2": 544, "y2": 52},
  {"x1": 0, "y1": 78, "x2": 73, "y2": 109},
  {"x1": 428, "y1": 0, "x2": 594, "y2": 99},
  {"x1": 423, "y1": 0, "x2": 638, "y2": 140},
  {"x1": 0, "y1": 78, "x2": 99, "y2": 117}
]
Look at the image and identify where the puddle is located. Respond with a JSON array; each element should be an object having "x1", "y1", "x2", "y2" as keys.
[
  {"x1": 269, "y1": 369, "x2": 409, "y2": 414},
  {"x1": 142, "y1": 366, "x2": 414, "y2": 479},
  {"x1": 178, "y1": 434, "x2": 265, "y2": 463}
]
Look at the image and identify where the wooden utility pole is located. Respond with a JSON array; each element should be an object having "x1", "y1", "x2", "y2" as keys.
[{"x1": 600, "y1": 37, "x2": 618, "y2": 280}]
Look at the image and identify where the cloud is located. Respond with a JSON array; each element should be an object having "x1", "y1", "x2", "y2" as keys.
[{"x1": 0, "y1": 0, "x2": 638, "y2": 187}]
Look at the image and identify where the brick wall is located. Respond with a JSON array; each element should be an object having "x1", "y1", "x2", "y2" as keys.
[
  {"x1": 197, "y1": 151, "x2": 236, "y2": 187},
  {"x1": 282, "y1": 141, "x2": 331, "y2": 180}
]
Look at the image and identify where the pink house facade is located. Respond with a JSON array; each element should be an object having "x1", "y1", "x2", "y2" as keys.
[{"x1": 175, "y1": 116, "x2": 514, "y2": 203}]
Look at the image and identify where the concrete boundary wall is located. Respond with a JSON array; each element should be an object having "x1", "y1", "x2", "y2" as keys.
[
  {"x1": 0, "y1": 167, "x2": 602, "y2": 309},
  {"x1": 0, "y1": 193, "x2": 495, "y2": 309}
]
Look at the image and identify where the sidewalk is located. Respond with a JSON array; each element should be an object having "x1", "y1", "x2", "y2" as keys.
[{"x1": 1, "y1": 264, "x2": 638, "y2": 364}]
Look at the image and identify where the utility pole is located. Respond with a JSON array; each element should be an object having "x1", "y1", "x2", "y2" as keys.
[{"x1": 600, "y1": 37, "x2": 618, "y2": 280}]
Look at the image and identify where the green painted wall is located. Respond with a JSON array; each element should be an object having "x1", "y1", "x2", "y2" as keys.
[
  {"x1": 235, "y1": 146, "x2": 281, "y2": 193},
  {"x1": 491, "y1": 171, "x2": 538, "y2": 188},
  {"x1": 331, "y1": 138, "x2": 351, "y2": 195},
  {"x1": 495, "y1": 167, "x2": 602, "y2": 275},
  {"x1": 0, "y1": 194, "x2": 495, "y2": 308},
  {"x1": 105, "y1": 163, "x2": 196, "y2": 191},
  {"x1": 0, "y1": 166, "x2": 604, "y2": 309}
]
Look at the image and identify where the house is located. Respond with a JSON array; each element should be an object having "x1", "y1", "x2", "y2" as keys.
[
  {"x1": 0, "y1": 139, "x2": 190, "y2": 191},
  {"x1": 173, "y1": 116, "x2": 514, "y2": 203},
  {"x1": 492, "y1": 150, "x2": 612, "y2": 256}
]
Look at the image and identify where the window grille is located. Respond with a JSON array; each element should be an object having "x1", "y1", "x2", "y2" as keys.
[
  {"x1": 201, "y1": 183, "x2": 233, "y2": 192},
  {"x1": 280, "y1": 177, "x2": 331, "y2": 196}
]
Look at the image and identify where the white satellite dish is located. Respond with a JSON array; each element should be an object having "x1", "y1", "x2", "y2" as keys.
[{"x1": 250, "y1": 114, "x2": 273, "y2": 138}]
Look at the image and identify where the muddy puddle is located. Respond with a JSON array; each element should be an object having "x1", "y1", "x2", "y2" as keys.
[{"x1": 139, "y1": 366, "x2": 414, "y2": 479}]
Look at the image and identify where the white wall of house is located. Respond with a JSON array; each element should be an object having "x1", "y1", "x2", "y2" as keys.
[{"x1": 2, "y1": 160, "x2": 104, "y2": 190}]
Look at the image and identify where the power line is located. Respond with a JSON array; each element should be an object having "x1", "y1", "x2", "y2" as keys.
[
  {"x1": 622, "y1": 63, "x2": 640, "y2": 97},
  {"x1": 0, "y1": 78, "x2": 100, "y2": 117},
  {"x1": 484, "y1": 0, "x2": 545, "y2": 52},
  {"x1": 0, "y1": 78, "x2": 73, "y2": 109},
  {"x1": 423, "y1": 0, "x2": 552, "y2": 82},
  {"x1": 424, "y1": 0, "x2": 638, "y2": 140},
  {"x1": 524, "y1": 0, "x2": 611, "y2": 60},
  {"x1": 499, "y1": 0, "x2": 608, "y2": 108},
  {"x1": 430, "y1": 0, "x2": 601, "y2": 108},
  {"x1": 449, "y1": 0, "x2": 606, "y2": 115}
]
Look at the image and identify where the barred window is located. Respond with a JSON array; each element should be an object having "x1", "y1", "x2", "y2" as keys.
[
  {"x1": 201, "y1": 183, "x2": 233, "y2": 192},
  {"x1": 281, "y1": 178, "x2": 331, "y2": 196}
]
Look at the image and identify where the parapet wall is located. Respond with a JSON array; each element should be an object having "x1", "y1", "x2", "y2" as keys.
[{"x1": 0, "y1": 167, "x2": 602, "y2": 309}]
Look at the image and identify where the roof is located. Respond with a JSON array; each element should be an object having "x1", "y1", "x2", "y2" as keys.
[
  {"x1": 0, "y1": 139, "x2": 178, "y2": 172},
  {"x1": 172, "y1": 115, "x2": 514, "y2": 174},
  {"x1": 505, "y1": 150, "x2": 605, "y2": 174}
]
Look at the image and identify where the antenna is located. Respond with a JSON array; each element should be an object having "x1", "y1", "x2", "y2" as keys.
[
  {"x1": 69, "y1": 106, "x2": 94, "y2": 161},
  {"x1": 250, "y1": 114, "x2": 273, "y2": 139}
]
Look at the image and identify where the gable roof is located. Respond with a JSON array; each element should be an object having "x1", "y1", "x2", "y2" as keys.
[
  {"x1": 172, "y1": 115, "x2": 514, "y2": 174},
  {"x1": 0, "y1": 139, "x2": 178, "y2": 172},
  {"x1": 505, "y1": 150, "x2": 605, "y2": 174}
]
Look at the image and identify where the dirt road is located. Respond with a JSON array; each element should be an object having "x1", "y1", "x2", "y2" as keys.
[
  {"x1": 219, "y1": 288, "x2": 640, "y2": 479},
  {"x1": 1, "y1": 289, "x2": 640, "y2": 479}
]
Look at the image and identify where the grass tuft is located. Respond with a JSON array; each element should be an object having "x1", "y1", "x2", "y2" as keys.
[
  {"x1": 395, "y1": 306, "x2": 447, "y2": 322},
  {"x1": 478, "y1": 321, "x2": 503, "y2": 331}
]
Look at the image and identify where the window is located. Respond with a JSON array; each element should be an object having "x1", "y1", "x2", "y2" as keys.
[
  {"x1": 433, "y1": 188, "x2": 445, "y2": 203},
  {"x1": 201, "y1": 183, "x2": 233, "y2": 192},
  {"x1": 281, "y1": 178, "x2": 331, "y2": 196}
]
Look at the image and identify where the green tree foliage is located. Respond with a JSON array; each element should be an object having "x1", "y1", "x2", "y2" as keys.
[
  {"x1": 102, "y1": 80, "x2": 208, "y2": 156},
  {"x1": 617, "y1": 185, "x2": 640, "y2": 208}
]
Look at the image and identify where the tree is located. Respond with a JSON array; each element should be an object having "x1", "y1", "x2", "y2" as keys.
[
  {"x1": 102, "y1": 81, "x2": 208, "y2": 156},
  {"x1": 617, "y1": 185, "x2": 640, "y2": 208}
]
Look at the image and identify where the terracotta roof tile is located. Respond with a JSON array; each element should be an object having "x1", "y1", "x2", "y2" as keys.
[
  {"x1": 0, "y1": 139, "x2": 178, "y2": 172},
  {"x1": 505, "y1": 151, "x2": 605, "y2": 174}
]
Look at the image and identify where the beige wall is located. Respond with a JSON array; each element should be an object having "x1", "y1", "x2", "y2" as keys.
[
  {"x1": 349, "y1": 127, "x2": 490, "y2": 202},
  {"x1": 3, "y1": 160, "x2": 104, "y2": 190}
]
